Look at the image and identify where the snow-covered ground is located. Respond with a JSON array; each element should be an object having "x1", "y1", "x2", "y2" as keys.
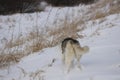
[
  {"x1": 0, "y1": 0, "x2": 120, "y2": 80},
  {"x1": 0, "y1": 13, "x2": 120, "y2": 80}
]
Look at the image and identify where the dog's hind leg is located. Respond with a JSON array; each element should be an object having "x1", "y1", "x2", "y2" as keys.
[
  {"x1": 76, "y1": 55, "x2": 82, "y2": 70},
  {"x1": 62, "y1": 53, "x2": 65, "y2": 64},
  {"x1": 65, "y1": 57, "x2": 73, "y2": 73},
  {"x1": 64, "y1": 51, "x2": 75, "y2": 73}
]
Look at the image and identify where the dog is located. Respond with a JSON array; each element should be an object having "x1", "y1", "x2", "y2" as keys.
[{"x1": 61, "y1": 38, "x2": 89, "y2": 73}]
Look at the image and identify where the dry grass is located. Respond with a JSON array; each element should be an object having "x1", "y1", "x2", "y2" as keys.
[
  {"x1": 109, "y1": 3, "x2": 120, "y2": 14},
  {"x1": 0, "y1": 17, "x2": 83, "y2": 68},
  {"x1": 88, "y1": 0, "x2": 120, "y2": 20},
  {"x1": 17, "y1": 66, "x2": 45, "y2": 80},
  {"x1": 5, "y1": 37, "x2": 25, "y2": 48},
  {"x1": 28, "y1": 21, "x2": 81, "y2": 53},
  {"x1": 0, "y1": 53, "x2": 24, "y2": 68},
  {"x1": 92, "y1": 11, "x2": 107, "y2": 20}
]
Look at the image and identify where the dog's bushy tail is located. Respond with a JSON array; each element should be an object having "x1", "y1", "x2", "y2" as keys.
[{"x1": 83, "y1": 46, "x2": 89, "y2": 53}]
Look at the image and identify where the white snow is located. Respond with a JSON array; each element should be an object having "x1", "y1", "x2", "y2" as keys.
[
  {"x1": 0, "y1": 13, "x2": 120, "y2": 80},
  {"x1": 0, "y1": 1, "x2": 120, "y2": 80}
]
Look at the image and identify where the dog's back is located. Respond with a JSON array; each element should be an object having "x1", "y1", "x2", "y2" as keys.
[{"x1": 61, "y1": 38, "x2": 79, "y2": 54}]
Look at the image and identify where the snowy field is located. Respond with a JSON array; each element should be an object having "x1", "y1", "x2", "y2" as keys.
[
  {"x1": 0, "y1": 13, "x2": 120, "y2": 80},
  {"x1": 0, "y1": 0, "x2": 120, "y2": 80}
]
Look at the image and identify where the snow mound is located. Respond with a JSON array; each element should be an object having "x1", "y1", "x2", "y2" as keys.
[{"x1": 0, "y1": 13, "x2": 120, "y2": 80}]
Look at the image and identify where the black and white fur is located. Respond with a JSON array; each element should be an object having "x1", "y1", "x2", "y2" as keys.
[{"x1": 61, "y1": 38, "x2": 89, "y2": 73}]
